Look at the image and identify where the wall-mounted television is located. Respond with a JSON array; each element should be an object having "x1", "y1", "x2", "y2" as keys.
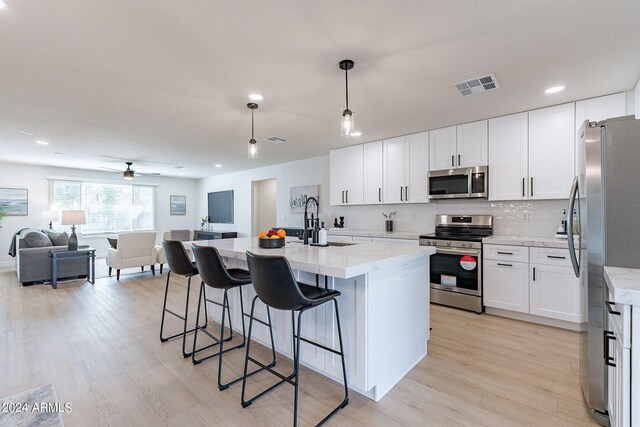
[{"x1": 208, "y1": 190, "x2": 234, "y2": 224}]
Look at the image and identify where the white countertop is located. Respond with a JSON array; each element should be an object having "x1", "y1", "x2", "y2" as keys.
[
  {"x1": 604, "y1": 266, "x2": 640, "y2": 306},
  {"x1": 187, "y1": 237, "x2": 434, "y2": 279},
  {"x1": 483, "y1": 235, "x2": 576, "y2": 249},
  {"x1": 327, "y1": 229, "x2": 422, "y2": 240}
]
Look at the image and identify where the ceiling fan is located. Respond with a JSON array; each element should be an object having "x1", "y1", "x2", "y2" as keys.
[{"x1": 100, "y1": 161, "x2": 161, "y2": 180}]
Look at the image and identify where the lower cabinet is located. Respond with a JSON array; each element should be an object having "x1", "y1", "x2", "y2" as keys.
[
  {"x1": 484, "y1": 244, "x2": 584, "y2": 324},
  {"x1": 483, "y1": 260, "x2": 529, "y2": 313}
]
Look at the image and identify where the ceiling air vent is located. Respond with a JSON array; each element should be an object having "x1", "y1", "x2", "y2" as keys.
[
  {"x1": 264, "y1": 136, "x2": 287, "y2": 144},
  {"x1": 451, "y1": 73, "x2": 500, "y2": 97}
]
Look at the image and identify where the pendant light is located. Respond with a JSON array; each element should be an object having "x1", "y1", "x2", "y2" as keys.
[
  {"x1": 339, "y1": 59, "x2": 355, "y2": 138},
  {"x1": 247, "y1": 103, "x2": 258, "y2": 159}
]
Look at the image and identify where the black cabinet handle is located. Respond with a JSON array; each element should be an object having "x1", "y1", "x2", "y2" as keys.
[
  {"x1": 531, "y1": 177, "x2": 534, "y2": 196},
  {"x1": 547, "y1": 255, "x2": 566, "y2": 260},
  {"x1": 497, "y1": 263, "x2": 513, "y2": 267},
  {"x1": 345, "y1": 190, "x2": 348, "y2": 204},
  {"x1": 497, "y1": 251, "x2": 514, "y2": 255},
  {"x1": 405, "y1": 186, "x2": 408, "y2": 201},
  {"x1": 605, "y1": 301, "x2": 621, "y2": 316},
  {"x1": 341, "y1": 191, "x2": 344, "y2": 204},
  {"x1": 400, "y1": 187, "x2": 403, "y2": 201},
  {"x1": 532, "y1": 267, "x2": 536, "y2": 281},
  {"x1": 451, "y1": 155, "x2": 455, "y2": 167},
  {"x1": 522, "y1": 178, "x2": 525, "y2": 197},
  {"x1": 604, "y1": 330, "x2": 616, "y2": 367},
  {"x1": 458, "y1": 154, "x2": 461, "y2": 166},
  {"x1": 378, "y1": 187, "x2": 381, "y2": 202}
]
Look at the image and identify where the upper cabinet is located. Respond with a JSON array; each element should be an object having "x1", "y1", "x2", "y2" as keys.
[
  {"x1": 429, "y1": 121, "x2": 488, "y2": 170},
  {"x1": 488, "y1": 113, "x2": 529, "y2": 201},
  {"x1": 528, "y1": 103, "x2": 575, "y2": 200},
  {"x1": 456, "y1": 120, "x2": 488, "y2": 167},
  {"x1": 329, "y1": 145, "x2": 363, "y2": 205},
  {"x1": 383, "y1": 132, "x2": 429, "y2": 203},
  {"x1": 363, "y1": 141, "x2": 383, "y2": 204}
]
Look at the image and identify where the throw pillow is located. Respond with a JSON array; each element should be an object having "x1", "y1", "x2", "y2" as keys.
[
  {"x1": 107, "y1": 238, "x2": 118, "y2": 249},
  {"x1": 170, "y1": 230, "x2": 191, "y2": 241},
  {"x1": 45, "y1": 230, "x2": 69, "y2": 246},
  {"x1": 22, "y1": 230, "x2": 53, "y2": 248}
]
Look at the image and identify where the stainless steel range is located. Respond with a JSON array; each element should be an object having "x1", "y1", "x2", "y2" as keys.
[{"x1": 419, "y1": 214, "x2": 493, "y2": 313}]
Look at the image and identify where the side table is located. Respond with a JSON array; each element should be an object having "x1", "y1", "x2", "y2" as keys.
[{"x1": 50, "y1": 247, "x2": 96, "y2": 289}]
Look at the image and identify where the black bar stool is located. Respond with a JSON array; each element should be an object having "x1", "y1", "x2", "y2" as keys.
[
  {"x1": 242, "y1": 251, "x2": 349, "y2": 427},
  {"x1": 159, "y1": 240, "x2": 205, "y2": 358},
  {"x1": 191, "y1": 244, "x2": 276, "y2": 390}
]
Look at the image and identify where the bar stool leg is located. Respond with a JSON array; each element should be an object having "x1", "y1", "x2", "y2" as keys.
[
  {"x1": 292, "y1": 309, "x2": 305, "y2": 427},
  {"x1": 159, "y1": 270, "x2": 172, "y2": 342},
  {"x1": 181, "y1": 275, "x2": 193, "y2": 358}
]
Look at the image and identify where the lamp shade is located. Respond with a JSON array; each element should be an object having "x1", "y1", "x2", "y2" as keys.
[
  {"x1": 42, "y1": 210, "x2": 60, "y2": 222},
  {"x1": 61, "y1": 210, "x2": 86, "y2": 225}
]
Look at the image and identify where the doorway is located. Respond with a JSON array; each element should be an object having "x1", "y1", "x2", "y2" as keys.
[{"x1": 251, "y1": 178, "x2": 277, "y2": 236}]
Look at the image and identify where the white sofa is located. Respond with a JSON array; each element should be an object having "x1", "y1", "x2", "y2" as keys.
[
  {"x1": 106, "y1": 231, "x2": 158, "y2": 280},
  {"x1": 156, "y1": 230, "x2": 194, "y2": 274}
]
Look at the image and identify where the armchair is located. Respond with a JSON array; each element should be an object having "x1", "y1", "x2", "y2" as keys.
[{"x1": 106, "y1": 231, "x2": 157, "y2": 280}]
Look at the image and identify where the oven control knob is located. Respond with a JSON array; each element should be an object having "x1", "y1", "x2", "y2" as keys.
[{"x1": 447, "y1": 241, "x2": 452, "y2": 247}]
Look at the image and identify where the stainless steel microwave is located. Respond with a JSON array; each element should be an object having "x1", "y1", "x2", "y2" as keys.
[{"x1": 428, "y1": 166, "x2": 488, "y2": 200}]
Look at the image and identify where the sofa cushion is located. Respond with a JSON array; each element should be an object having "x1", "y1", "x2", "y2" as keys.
[
  {"x1": 22, "y1": 230, "x2": 53, "y2": 248},
  {"x1": 45, "y1": 230, "x2": 69, "y2": 246},
  {"x1": 170, "y1": 230, "x2": 191, "y2": 241},
  {"x1": 107, "y1": 238, "x2": 118, "y2": 249}
]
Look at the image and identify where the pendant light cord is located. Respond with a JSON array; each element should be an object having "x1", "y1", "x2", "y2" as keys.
[
  {"x1": 251, "y1": 109, "x2": 254, "y2": 138},
  {"x1": 344, "y1": 69, "x2": 349, "y2": 110}
]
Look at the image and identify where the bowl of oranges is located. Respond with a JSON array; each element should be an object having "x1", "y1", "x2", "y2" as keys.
[{"x1": 258, "y1": 229, "x2": 287, "y2": 248}]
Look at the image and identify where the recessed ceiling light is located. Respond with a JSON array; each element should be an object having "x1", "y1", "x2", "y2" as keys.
[
  {"x1": 248, "y1": 93, "x2": 263, "y2": 101},
  {"x1": 214, "y1": 164, "x2": 222, "y2": 168},
  {"x1": 545, "y1": 85, "x2": 565, "y2": 94},
  {"x1": 36, "y1": 140, "x2": 49, "y2": 145},
  {"x1": 0, "y1": 1, "x2": 8, "y2": 10},
  {"x1": 351, "y1": 131, "x2": 362, "y2": 137}
]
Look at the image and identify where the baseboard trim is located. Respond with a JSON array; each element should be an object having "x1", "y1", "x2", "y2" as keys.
[{"x1": 485, "y1": 307, "x2": 586, "y2": 331}]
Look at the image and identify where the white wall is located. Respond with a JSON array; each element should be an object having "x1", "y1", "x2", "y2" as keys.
[
  {"x1": 636, "y1": 78, "x2": 640, "y2": 119},
  {"x1": 198, "y1": 156, "x2": 329, "y2": 236},
  {"x1": 0, "y1": 161, "x2": 199, "y2": 266},
  {"x1": 252, "y1": 179, "x2": 277, "y2": 235}
]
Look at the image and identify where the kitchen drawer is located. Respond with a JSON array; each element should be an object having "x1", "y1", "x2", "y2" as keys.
[
  {"x1": 483, "y1": 244, "x2": 529, "y2": 263},
  {"x1": 530, "y1": 247, "x2": 572, "y2": 267},
  {"x1": 607, "y1": 288, "x2": 631, "y2": 349}
]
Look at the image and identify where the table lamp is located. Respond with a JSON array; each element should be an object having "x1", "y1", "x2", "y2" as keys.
[
  {"x1": 42, "y1": 210, "x2": 60, "y2": 229},
  {"x1": 61, "y1": 210, "x2": 86, "y2": 251}
]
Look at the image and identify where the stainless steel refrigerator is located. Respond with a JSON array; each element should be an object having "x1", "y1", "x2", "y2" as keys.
[{"x1": 568, "y1": 116, "x2": 640, "y2": 425}]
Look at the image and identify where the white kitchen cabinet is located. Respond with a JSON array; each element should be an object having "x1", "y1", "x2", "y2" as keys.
[
  {"x1": 429, "y1": 122, "x2": 487, "y2": 170},
  {"x1": 484, "y1": 244, "x2": 584, "y2": 326},
  {"x1": 488, "y1": 112, "x2": 529, "y2": 201},
  {"x1": 456, "y1": 120, "x2": 488, "y2": 167},
  {"x1": 484, "y1": 259, "x2": 530, "y2": 313},
  {"x1": 575, "y1": 93, "x2": 627, "y2": 197},
  {"x1": 363, "y1": 141, "x2": 383, "y2": 204},
  {"x1": 383, "y1": 132, "x2": 429, "y2": 204},
  {"x1": 329, "y1": 145, "x2": 364, "y2": 205},
  {"x1": 529, "y1": 263, "x2": 583, "y2": 323},
  {"x1": 429, "y1": 126, "x2": 457, "y2": 170},
  {"x1": 528, "y1": 103, "x2": 575, "y2": 200}
]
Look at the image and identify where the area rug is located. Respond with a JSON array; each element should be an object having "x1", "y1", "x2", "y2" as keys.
[{"x1": 0, "y1": 384, "x2": 65, "y2": 427}]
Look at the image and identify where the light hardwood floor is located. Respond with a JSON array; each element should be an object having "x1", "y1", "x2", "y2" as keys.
[{"x1": 0, "y1": 266, "x2": 598, "y2": 426}]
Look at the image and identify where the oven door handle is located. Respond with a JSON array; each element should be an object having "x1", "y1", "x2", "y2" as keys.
[{"x1": 435, "y1": 247, "x2": 481, "y2": 257}]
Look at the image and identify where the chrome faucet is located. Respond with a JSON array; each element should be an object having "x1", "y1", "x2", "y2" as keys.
[{"x1": 303, "y1": 196, "x2": 319, "y2": 245}]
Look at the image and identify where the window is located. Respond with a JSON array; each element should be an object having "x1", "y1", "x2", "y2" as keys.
[{"x1": 49, "y1": 179, "x2": 155, "y2": 234}]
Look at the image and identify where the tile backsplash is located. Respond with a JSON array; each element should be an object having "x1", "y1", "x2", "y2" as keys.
[{"x1": 329, "y1": 199, "x2": 567, "y2": 237}]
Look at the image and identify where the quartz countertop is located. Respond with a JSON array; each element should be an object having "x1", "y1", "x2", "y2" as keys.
[
  {"x1": 604, "y1": 266, "x2": 640, "y2": 306},
  {"x1": 187, "y1": 237, "x2": 434, "y2": 279},
  {"x1": 483, "y1": 235, "x2": 577, "y2": 249},
  {"x1": 326, "y1": 229, "x2": 422, "y2": 240}
]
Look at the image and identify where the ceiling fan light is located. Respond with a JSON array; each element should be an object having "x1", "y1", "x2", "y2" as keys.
[{"x1": 123, "y1": 170, "x2": 135, "y2": 180}]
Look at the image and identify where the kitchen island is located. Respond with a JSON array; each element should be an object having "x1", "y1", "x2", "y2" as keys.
[{"x1": 187, "y1": 237, "x2": 434, "y2": 402}]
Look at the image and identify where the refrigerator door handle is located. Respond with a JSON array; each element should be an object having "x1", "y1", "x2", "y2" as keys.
[{"x1": 567, "y1": 176, "x2": 580, "y2": 278}]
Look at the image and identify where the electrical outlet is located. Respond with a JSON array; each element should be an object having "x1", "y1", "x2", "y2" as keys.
[{"x1": 521, "y1": 213, "x2": 529, "y2": 222}]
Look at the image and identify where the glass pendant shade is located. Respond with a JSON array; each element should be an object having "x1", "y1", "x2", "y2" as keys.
[
  {"x1": 248, "y1": 138, "x2": 258, "y2": 159},
  {"x1": 341, "y1": 109, "x2": 354, "y2": 137}
]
